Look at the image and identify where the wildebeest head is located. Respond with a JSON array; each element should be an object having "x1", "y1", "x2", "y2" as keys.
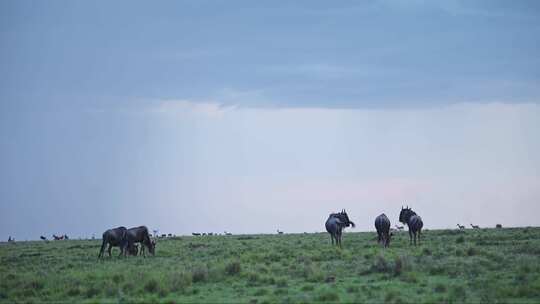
[
  {"x1": 399, "y1": 206, "x2": 416, "y2": 224},
  {"x1": 337, "y1": 209, "x2": 355, "y2": 228},
  {"x1": 148, "y1": 239, "x2": 156, "y2": 255}
]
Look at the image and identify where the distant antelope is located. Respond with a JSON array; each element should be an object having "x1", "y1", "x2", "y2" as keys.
[
  {"x1": 395, "y1": 225, "x2": 404, "y2": 231},
  {"x1": 40, "y1": 236, "x2": 47, "y2": 241},
  {"x1": 470, "y1": 224, "x2": 480, "y2": 229},
  {"x1": 457, "y1": 224, "x2": 465, "y2": 229},
  {"x1": 277, "y1": 229, "x2": 284, "y2": 234},
  {"x1": 192, "y1": 233, "x2": 201, "y2": 236}
]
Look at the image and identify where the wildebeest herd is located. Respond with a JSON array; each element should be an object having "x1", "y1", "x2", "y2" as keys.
[{"x1": 326, "y1": 206, "x2": 424, "y2": 249}]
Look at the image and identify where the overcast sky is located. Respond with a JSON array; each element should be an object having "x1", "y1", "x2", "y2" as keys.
[{"x1": 1, "y1": 1, "x2": 539, "y2": 240}]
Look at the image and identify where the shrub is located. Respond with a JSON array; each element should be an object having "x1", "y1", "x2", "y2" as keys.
[
  {"x1": 254, "y1": 288, "x2": 269, "y2": 296},
  {"x1": 191, "y1": 266, "x2": 209, "y2": 283},
  {"x1": 456, "y1": 236, "x2": 465, "y2": 244},
  {"x1": 372, "y1": 255, "x2": 390, "y2": 273},
  {"x1": 317, "y1": 289, "x2": 339, "y2": 302},
  {"x1": 467, "y1": 247, "x2": 477, "y2": 256},
  {"x1": 346, "y1": 285, "x2": 359, "y2": 293},
  {"x1": 170, "y1": 272, "x2": 192, "y2": 292},
  {"x1": 434, "y1": 283, "x2": 447, "y2": 293},
  {"x1": 144, "y1": 278, "x2": 159, "y2": 293},
  {"x1": 225, "y1": 261, "x2": 241, "y2": 276},
  {"x1": 85, "y1": 286, "x2": 100, "y2": 298}
]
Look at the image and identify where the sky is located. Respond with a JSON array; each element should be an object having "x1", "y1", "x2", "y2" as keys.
[{"x1": 1, "y1": 1, "x2": 539, "y2": 240}]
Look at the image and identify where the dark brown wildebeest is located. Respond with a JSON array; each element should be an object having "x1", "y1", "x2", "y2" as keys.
[
  {"x1": 325, "y1": 209, "x2": 355, "y2": 248},
  {"x1": 375, "y1": 213, "x2": 392, "y2": 248},
  {"x1": 399, "y1": 206, "x2": 423, "y2": 246},
  {"x1": 98, "y1": 226, "x2": 128, "y2": 258},
  {"x1": 470, "y1": 224, "x2": 480, "y2": 229},
  {"x1": 457, "y1": 224, "x2": 465, "y2": 229},
  {"x1": 125, "y1": 226, "x2": 155, "y2": 257},
  {"x1": 496, "y1": 224, "x2": 502, "y2": 229},
  {"x1": 40, "y1": 236, "x2": 47, "y2": 241},
  {"x1": 53, "y1": 234, "x2": 64, "y2": 240}
]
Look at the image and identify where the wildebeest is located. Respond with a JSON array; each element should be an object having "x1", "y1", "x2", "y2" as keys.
[
  {"x1": 457, "y1": 224, "x2": 465, "y2": 229},
  {"x1": 98, "y1": 226, "x2": 129, "y2": 258},
  {"x1": 375, "y1": 213, "x2": 392, "y2": 247},
  {"x1": 53, "y1": 234, "x2": 64, "y2": 240},
  {"x1": 277, "y1": 230, "x2": 284, "y2": 235},
  {"x1": 126, "y1": 226, "x2": 155, "y2": 257},
  {"x1": 496, "y1": 224, "x2": 502, "y2": 229},
  {"x1": 325, "y1": 209, "x2": 355, "y2": 248},
  {"x1": 40, "y1": 236, "x2": 47, "y2": 241},
  {"x1": 399, "y1": 206, "x2": 423, "y2": 246},
  {"x1": 192, "y1": 232, "x2": 201, "y2": 236},
  {"x1": 470, "y1": 224, "x2": 480, "y2": 229}
]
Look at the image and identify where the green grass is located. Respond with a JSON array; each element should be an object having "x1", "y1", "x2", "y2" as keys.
[{"x1": 1, "y1": 227, "x2": 540, "y2": 303}]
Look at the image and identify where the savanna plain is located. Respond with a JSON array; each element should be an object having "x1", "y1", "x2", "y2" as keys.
[{"x1": 1, "y1": 227, "x2": 540, "y2": 303}]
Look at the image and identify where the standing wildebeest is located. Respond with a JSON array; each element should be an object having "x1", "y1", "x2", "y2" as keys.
[
  {"x1": 98, "y1": 226, "x2": 129, "y2": 258},
  {"x1": 399, "y1": 206, "x2": 423, "y2": 246},
  {"x1": 325, "y1": 209, "x2": 355, "y2": 248},
  {"x1": 470, "y1": 224, "x2": 480, "y2": 229},
  {"x1": 375, "y1": 214, "x2": 392, "y2": 247},
  {"x1": 457, "y1": 224, "x2": 465, "y2": 230},
  {"x1": 125, "y1": 226, "x2": 155, "y2": 257}
]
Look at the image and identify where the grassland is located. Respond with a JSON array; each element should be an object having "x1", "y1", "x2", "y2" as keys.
[{"x1": 1, "y1": 227, "x2": 540, "y2": 303}]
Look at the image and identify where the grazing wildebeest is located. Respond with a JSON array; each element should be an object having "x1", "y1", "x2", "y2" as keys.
[
  {"x1": 40, "y1": 236, "x2": 47, "y2": 241},
  {"x1": 457, "y1": 224, "x2": 465, "y2": 229},
  {"x1": 375, "y1": 213, "x2": 392, "y2": 248},
  {"x1": 399, "y1": 206, "x2": 423, "y2": 246},
  {"x1": 126, "y1": 226, "x2": 155, "y2": 257},
  {"x1": 470, "y1": 224, "x2": 480, "y2": 229},
  {"x1": 325, "y1": 209, "x2": 355, "y2": 248},
  {"x1": 98, "y1": 226, "x2": 129, "y2": 258}
]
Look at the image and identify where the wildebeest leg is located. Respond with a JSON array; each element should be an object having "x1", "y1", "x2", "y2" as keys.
[
  {"x1": 413, "y1": 232, "x2": 417, "y2": 246},
  {"x1": 377, "y1": 232, "x2": 381, "y2": 244},
  {"x1": 409, "y1": 229, "x2": 413, "y2": 245},
  {"x1": 98, "y1": 239, "x2": 107, "y2": 258},
  {"x1": 107, "y1": 244, "x2": 112, "y2": 257}
]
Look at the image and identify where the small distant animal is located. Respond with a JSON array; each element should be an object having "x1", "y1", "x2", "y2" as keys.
[
  {"x1": 192, "y1": 233, "x2": 201, "y2": 236},
  {"x1": 8, "y1": 236, "x2": 15, "y2": 242},
  {"x1": 395, "y1": 225, "x2": 404, "y2": 231},
  {"x1": 224, "y1": 231, "x2": 232, "y2": 236},
  {"x1": 399, "y1": 205, "x2": 423, "y2": 246},
  {"x1": 470, "y1": 224, "x2": 480, "y2": 229},
  {"x1": 161, "y1": 234, "x2": 166, "y2": 238},
  {"x1": 375, "y1": 213, "x2": 392, "y2": 248},
  {"x1": 457, "y1": 224, "x2": 465, "y2": 229},
  {"x1": 496, "y1": 224, "x2": 502, "y2": 229},
  {"x1": 202, "y1": 233, "x2": 207, "y2": 236},
  {"x1": 167, "y1": 233, "x2": 172, "y2": 237},
  {"x1": 40, "y1": 236, "x2": 47, "y2": 241},
  {"x1": 208, "y1": 232, "x2": 214, "y2": 236},
  {"x1": 325, "y1": 209, "x2": 355, "y2": 248},
  {"x1": 52, "y1": 234, "x2": 64, "y2": 240},
  {"x1": 64, "y1": 234, "x2": 69, "y2": 240},
  {"x1": 277, "y1": 230, "x2": 284, "y2": 234}
]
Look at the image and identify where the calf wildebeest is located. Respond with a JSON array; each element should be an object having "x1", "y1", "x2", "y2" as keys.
[
  {"x1": 98, "y1": 226, "x2": 129, "y2": 258},
  {"x1": 325, "y1": 209, "x2": 355, "y2": 248},
  {"x1": 470, "y1": 224, "x2": 480, "y2": 229},
  {"x1": 126, "y1": 226, "x2": 155, "y2": 257},
  {"x1": 457, "y1": 224, "x2": 465, "y2": 229},
  {"x1": 399, "y1": 206, "x2": 423, "y2": 246},
  {"x1": 40, "y1": 236, "x2": 47, "y2": 241},
  {"x1": 375, "y1": 213, "x2": 392, "y2": 247}
]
